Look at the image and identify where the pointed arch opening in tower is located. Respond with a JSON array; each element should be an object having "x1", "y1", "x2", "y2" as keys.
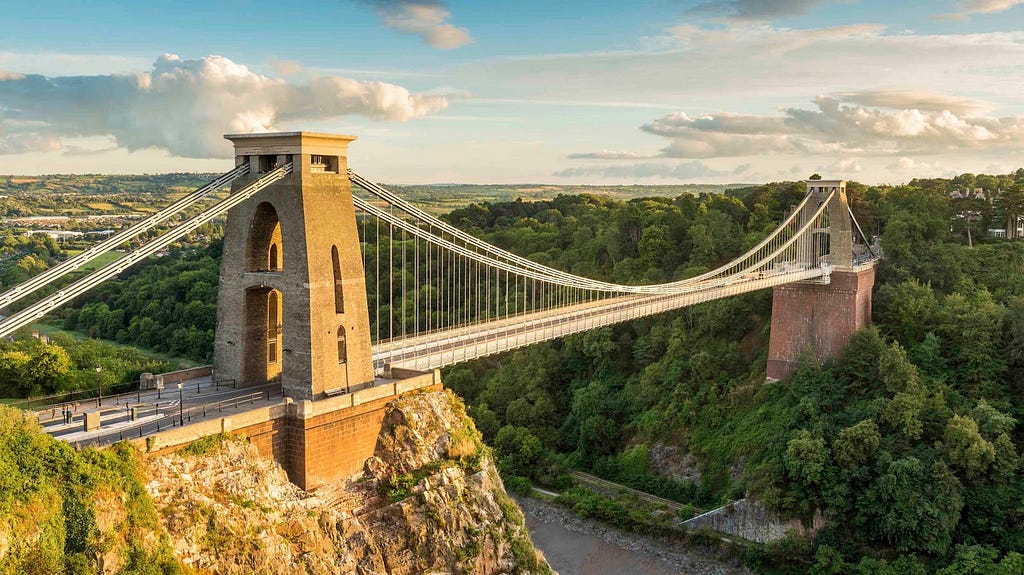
[
  {"x1": 337, "y1": 325, "x2": 347, "y2": 364},
  {"x1": 268, "y1": 244, "x2": 279, "y2": 272},
  {"x1": 247, "y1": 202, "x2": 283, "y2": 272},
  {"x1": 242, "y1": 286, "x2": 283, "y2": 386},
  {"x1": 331, "y1": 245, "x2": 344, "y2": 313},
  {"x1": 268, "y1": 290, "x2": 280, "y2": 364}
]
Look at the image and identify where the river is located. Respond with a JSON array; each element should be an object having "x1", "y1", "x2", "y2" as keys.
[{"x1": 516, "y1": 497, "x2": 750, "y2": 575}]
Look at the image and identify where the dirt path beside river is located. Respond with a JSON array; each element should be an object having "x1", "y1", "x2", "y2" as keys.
[{"x1": 516, "y1": 496, "x2": 752, "y2": 575}]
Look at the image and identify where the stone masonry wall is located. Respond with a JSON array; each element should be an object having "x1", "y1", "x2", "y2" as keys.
[
  {"x1": 230, "y1": 383, "x2": 443, "y2": 489},
  {"x1": 766, "y1": 263, "x2": 876, "y2": 380},
  {"x1": 682, "y1": 498, "x2": 824, "y2": 543},
  {"x1": 143, "y1": 370, "x2": 443, "y2": 490}
]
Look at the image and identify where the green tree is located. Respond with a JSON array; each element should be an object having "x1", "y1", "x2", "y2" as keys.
[
  {"x1": 971, "y1": 399, "x2": 1016, "y2": 438},
  {"x1": 941, "y1": 415, "x2": 996, "y2": 481},
  {"x1": 874, "y1": 281, "x2": 938, "y2": 345},
  {"x1": 785, "y1": 430, "x2": 828, "y2": 486},
  {"x1": 494, "y1": 425, "x2": 544, "y2": 479},
  {"x1": 937, "y1": 545, "x2": 1024, "y2": 575},
  {"x1": 990, "y1": 433, "x2": 1020, "y2": 481},
  {"x1": 833, "y1": 419, "x2": 881, "y2": 467},
  {"x1": 0, "y1": 350, "x2": 32, "y2": 396},
  {"x1": 994, "y1": 185, "x2": 1024, "y2": 240},
  {"x1": 864, "y1": 457, "x2": 963, "y2": 554}
]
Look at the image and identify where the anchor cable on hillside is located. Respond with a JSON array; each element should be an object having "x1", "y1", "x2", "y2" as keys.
[
  {"x1": 0, "y1": 163, "x2": 250, "y2": 311},
  {"x1": 0, "y1": 163, "x2": 291, "y2": 340}
]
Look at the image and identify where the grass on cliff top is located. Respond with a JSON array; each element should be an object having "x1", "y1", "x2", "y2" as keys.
[
  {"x1": 179, "y1": 432, "x2": 242, "y2": 457},
  {"x1": 0, "y1": 405, "x2": 183, "y2": 575}
]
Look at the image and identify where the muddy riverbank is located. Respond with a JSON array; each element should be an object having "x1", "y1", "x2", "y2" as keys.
[{"x1": 516, "y1": 496, "x2": 753, "y2": 575}]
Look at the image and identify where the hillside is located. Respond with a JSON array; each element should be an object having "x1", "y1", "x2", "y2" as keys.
[
  {"x1": 0, "y1": 390, "x2": 549, "y2": 574},
  {"x1": 4, "y1": 170, "x2": 1024, "y2": 572},
  {"x1": 439, "y1": 180, "x2": 1024, "y2": 572}
]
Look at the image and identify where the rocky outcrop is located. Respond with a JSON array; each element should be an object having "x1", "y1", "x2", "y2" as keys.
[
  {"x1": 648, "y1": 443, "x2": 702, "y2": 484},
  {"x1": 647, "y1": 444, "x2": 746, "y2": 485},
  {"x1": 145, "y1": 390, "x2": 549, "y2": 574}
]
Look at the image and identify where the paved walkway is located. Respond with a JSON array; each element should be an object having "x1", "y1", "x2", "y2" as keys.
[{"x1": 38, "y1": 375, "x2": 283, "y2": 447}]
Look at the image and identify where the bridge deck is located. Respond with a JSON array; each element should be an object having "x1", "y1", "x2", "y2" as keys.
[{"x1": 373, "y1": 266, "x2": 829, "y2": 371}]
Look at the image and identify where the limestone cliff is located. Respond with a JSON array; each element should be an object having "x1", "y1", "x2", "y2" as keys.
[
  {"x1": 0, "y1": 391, "x2": 547, "y2": 574},
  {"x1": 145, "y1": 390, "x2": 550, "y2": 575}
]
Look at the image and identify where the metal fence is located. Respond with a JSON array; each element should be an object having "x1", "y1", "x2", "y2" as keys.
[
  {"x1": 77, "y1": 390, "x2": 276, "y2": 449},
  {"x1": 10, "y1": 379, "x2": 143, "y2": 412}
]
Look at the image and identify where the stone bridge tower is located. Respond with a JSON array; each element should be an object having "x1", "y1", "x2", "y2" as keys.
[
  {"x1": 766, "y1": 180, "x2": 876, "y2": 380},
  {"x1": 213, "y1": 132, "x2": 375, "y2": 399}
]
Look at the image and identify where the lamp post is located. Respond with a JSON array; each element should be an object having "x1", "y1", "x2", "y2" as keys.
[
  {"x1": 177, "y1": 382, "x2": 183, "y2": 426},
  {"x1": 95, "y1": 366, "x2": 102, "y2": 407}
]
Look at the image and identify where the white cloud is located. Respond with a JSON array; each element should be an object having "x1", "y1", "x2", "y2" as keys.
[
  {"x1": 885, "y1": 157, "x2": 944, "y2": 172},
  {"x1": 835, "y1": 89, "x2": 991, "y2": 115},
  {"x1": 0, "y1": 52, "x2": 153, "y2": 77},
  {"x1": 0, "y1": 53, "x2": 450, "y2": 158},
  {"x1": 269, "y1": 59, "x2": 304, "y2": 77},
  {"x1": 361, "y1": 1, "x2": 473, "y2": 49},
  {"x1": 0, "y1": 131, "x2": 62, "y2": 154},
  {"x1": 577, "y1": 92, "x2": 1024, "y2": 161},
  {"x1": 465, "y1": 26, "x2": 1024, "y2": 112},
  {"x1": 669, "y1": 23, "x2": 887, "y2": 58},
  {"x1": 825, "y1": 158, "x2": 863, "y2": 173}
]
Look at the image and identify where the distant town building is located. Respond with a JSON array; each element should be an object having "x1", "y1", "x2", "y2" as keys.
[
  {"x1": 949, "y1": 188, "x2": 996, "y2": 201},
  {"x1": 988, "y1": 215, "x2": 1024, "y2": 238}
]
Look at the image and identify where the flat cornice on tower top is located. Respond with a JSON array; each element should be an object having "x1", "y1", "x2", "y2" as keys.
[
  {"x1": 805, "y1": 179, "x2": 846, "y2": 186},
  {"x1": 224, "y1": 131, "x2": 358, "y2": 157}
]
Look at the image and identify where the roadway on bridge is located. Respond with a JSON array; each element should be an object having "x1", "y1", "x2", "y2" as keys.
[{"x1": 374, "y1": 266, "x2": 830, "y2": 371}]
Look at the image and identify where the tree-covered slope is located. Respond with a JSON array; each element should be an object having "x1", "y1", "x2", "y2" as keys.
[
  {"x1": 441, "y1": 179, "x2": 1024, "y2": 572},
  {"x1": 48, "y1": 171, "x2": 1024, "y2": 571}
]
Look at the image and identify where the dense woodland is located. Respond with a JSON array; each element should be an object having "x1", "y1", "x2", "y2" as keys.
[
  {"x1": 1, "y1": 172, "x2": 1024, "y2": 571},
  {"x1": 439, "y1": 177, "x2": 1024, "y2": 573},
  {"x1": 0, "y1": 233, "x2": 62, "y2": 286},
  {"x1": 57, "y1": 244, "x2": 221, "y2": 364}
]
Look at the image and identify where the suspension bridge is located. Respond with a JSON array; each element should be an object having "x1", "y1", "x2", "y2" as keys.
[{"x1": 0, "y1": 131, "x2": 878, "y2": 488}]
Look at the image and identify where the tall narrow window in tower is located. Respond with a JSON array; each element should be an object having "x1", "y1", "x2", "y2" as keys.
[
  {"x1": 268, "y1": 290, "x2": 280, "y2": 364},
  {"x1": 332, "y1": 245, "x2": 345, "y2": 313},
  {"x1": 269, "y1": 243, "x2": 279, "y2": 271},
  {"x1": 337, "y1": 326, "x2": 347, "y2": 364}
]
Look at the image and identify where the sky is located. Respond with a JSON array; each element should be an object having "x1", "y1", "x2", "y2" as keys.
[{"x1": 1, "y1": 0, "x2": 1024, "y2": 185}]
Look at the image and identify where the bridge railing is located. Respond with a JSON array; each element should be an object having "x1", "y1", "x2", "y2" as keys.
[
  {"x1": 69, "y1": 390, "x2": 278, "y2": 449},
  {"x1": 8, "y1": 379, "x2": 142, "y2": 413}
]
